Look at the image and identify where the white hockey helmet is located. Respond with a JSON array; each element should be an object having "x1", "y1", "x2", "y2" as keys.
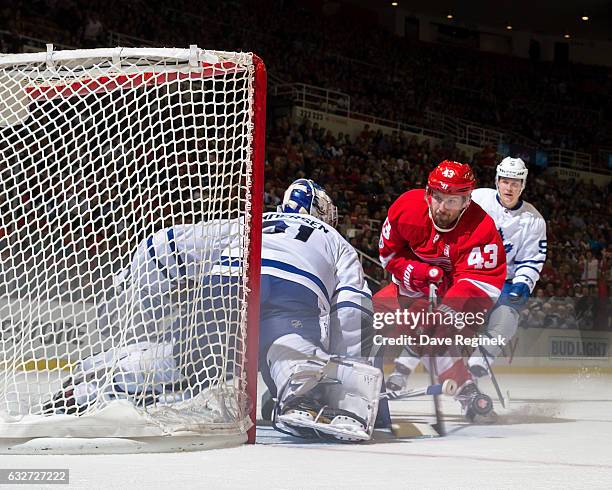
[
  {"x1": 496, "y1": 157, "x2": 528, "y2": 192},
  {"x1": 280, "y1": 179, "x2": 338, "y2": 227}
]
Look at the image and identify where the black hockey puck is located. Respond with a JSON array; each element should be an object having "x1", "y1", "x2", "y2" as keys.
[{"x1": 472, "y1": 393, "x2": 493, "y2": 415}]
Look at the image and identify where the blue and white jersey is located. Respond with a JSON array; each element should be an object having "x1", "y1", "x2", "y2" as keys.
[
  {"x1": 257, "y1": 212, "x2": 373, "y2": 356},
  {"x1": 129, "y1": 219, "x2": 243, "y2": 294},
  {"x1": 128, "y1": 213, "x2": 372, "y2": 357},
  {"x1": 471, "y1": 188, "x2": 547, "y2": 292}
]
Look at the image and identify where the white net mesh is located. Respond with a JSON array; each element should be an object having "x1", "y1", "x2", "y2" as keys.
[{"x1": 0, "y1": 47, "x2": 263, "y2": 442}]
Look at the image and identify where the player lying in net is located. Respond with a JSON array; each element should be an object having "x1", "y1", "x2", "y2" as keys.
[
  {"x1": 377, "y1": 160, "x2": 507, "y2": 422},
  {"x1": 44, "y1": 179, "x2": 383, "y2": 442}
]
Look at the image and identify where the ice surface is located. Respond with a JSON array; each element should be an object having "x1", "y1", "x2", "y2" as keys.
[{"x1": 1, "y1": 372, "x2": 611, "y2": 489}]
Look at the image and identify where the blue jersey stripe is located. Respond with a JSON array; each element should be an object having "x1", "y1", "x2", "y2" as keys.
[
  {"x1": 166, "y1": 228, "x2": 187, "y2": 278},
  {"x1": 514, "y1": 259, "x2": 545, "y2": 264},
  {"x1": 331, "y1": 301, "x2": 373, "y2": 317},
  {"x1": 220, "y1": 255, "x2": 242, "y2": 267},
  {"x1": 334, "y1": 286, "x2": 372, "y2": 299},
  {"x1": 261, "y1": 258, "x2": 330, "y2": 303},
  {"x1": 147, "y1": 235, "x2": 171, "y2": 280},
  {"x1": 515, "y1": 264, "x2": 542, "y2": 274}
]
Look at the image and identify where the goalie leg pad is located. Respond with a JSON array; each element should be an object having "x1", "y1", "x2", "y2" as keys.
[
  {"x1": 274, "y1": 356, "x2": 383, "y2": 442},
  {"x1": 112, "y1": 340, "x2": 182, "y2": 394},
  {"x1": 266, "y1": 333, "x2": 330, "y2": 398},
  {"x1": 45, "y1": 341, "x2": 182, "y2": 414}
]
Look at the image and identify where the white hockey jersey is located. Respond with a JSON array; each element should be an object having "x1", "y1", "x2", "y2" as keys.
[
  {"x1": 258, "y1": 211, "x2": 373, "y2": 356},
  {"x1": 129, "y1": 212, "x2": 372, "y2": 356},
  {"x1": 471, "y1": 188, "x2": 547, "y2": 292}
]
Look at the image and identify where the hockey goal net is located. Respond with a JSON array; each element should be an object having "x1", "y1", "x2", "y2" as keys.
[{"x1": 0, "y1": 46, "x2": 265, "y2": 452}]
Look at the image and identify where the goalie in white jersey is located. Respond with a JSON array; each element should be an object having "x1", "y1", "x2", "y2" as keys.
[
  {"x1": 44, "y1": 179, "x2": 383, "y2": 442},
  {"x1": 467, "y1": 157, "x2": 547, "y2": 376},
  {"x1": 257, "y1": 180, "x2": 382, "y2": 441}
]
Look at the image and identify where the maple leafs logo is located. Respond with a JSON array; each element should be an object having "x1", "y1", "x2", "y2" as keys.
[{"x1": 498, "y1": 227, "x2": 513, "y2": 254}]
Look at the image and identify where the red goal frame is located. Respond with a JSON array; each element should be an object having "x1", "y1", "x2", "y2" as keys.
[{"x1": 3, "y1": 48, "x2": 267, "y2": 447}]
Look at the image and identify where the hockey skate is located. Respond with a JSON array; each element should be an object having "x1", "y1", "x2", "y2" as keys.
[
  {"x1": 468, "y1": 363, "x2": 489, "y2": 379},
  {"x1": 42, "y1": 366, "x2": 111, "y2": 416},
  {"x1": 42, "y1": 382, "x2": 92, "y2": 416},
  {"x1": 385, "y1": 363, "x2": 412, "y2": 391},
  {"x1": 455, "y1": 381, "x2": 496, "y2": 423},
  {"x1": 43, "y1": 375, "x2": 165, "y2": 416},
  {"x1": 277, "y1": 394, "x2": 369, "y2": 442}
]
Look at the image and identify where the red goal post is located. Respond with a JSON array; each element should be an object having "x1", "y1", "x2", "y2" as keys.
[{"x1": 0, "y1": 45, "x2": 265, "y2": 452}]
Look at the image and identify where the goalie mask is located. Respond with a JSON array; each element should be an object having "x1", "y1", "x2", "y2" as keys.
[
  {"x1": 280, "y1": 179, "x2": 338, "y2": 227},
  {"x1": 496, "y1": 157, "x2": 528, "y2": 193}
]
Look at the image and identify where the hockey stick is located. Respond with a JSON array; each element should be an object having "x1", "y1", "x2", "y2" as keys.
[
  {"x1": 381, "y1": 379, "x2": 457, "y2": 401},
  {"x1": 427, "y1": 283, "x2": 446, "y2": 436},
  {"x1": 479, "y1": 346, "x2": 506, "y2": 409},
  {"x1": 379, "y1": 377, "x2": 457, "y2": 440}
]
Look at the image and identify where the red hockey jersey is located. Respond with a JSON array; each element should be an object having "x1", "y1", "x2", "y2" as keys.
[{"x1": 379, "y1": 189, "x2": 506, "y2": 313}]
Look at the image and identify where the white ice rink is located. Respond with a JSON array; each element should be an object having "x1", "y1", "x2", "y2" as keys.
[{"x1": 2, "y1": 371, "x2": 611, "y2": 490}]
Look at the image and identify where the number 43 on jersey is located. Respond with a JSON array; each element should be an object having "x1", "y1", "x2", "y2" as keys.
[{"x1": 467, "y1": 244, "x2": 498, "y2": 269}]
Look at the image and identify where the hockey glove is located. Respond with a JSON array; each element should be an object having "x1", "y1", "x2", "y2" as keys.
[
  {"x1": 508, "y1": 282, "x2": 530, "y2": 307},
  {"x1": 404, "y1": 262, "x2": 444, "y2": 295}
]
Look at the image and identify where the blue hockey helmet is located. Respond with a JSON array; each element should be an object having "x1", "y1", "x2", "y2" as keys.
[{"x1": 280, "y1": 179, "x2": 338, "y2": 227}]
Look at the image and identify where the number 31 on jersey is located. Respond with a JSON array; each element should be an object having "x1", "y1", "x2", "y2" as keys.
[{"x1": 467, "y1": 244, "x2": 498, "y2": 269}]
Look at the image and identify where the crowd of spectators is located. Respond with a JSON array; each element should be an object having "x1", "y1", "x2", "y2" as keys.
[
  {"x1": 1, "y1": 0, "x2": 612, "y2": 159},
  {"x1": 0, "y1": 1, "x2": 610, "y2": 329}
]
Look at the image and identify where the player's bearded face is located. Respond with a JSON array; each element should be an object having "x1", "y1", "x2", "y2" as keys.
[
  {"x1": 427, "y1": 190, "x2": 469, "y2": 228},
  {"x1": 497, "y1": 177, "x2": 522, "y2": 208}
]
